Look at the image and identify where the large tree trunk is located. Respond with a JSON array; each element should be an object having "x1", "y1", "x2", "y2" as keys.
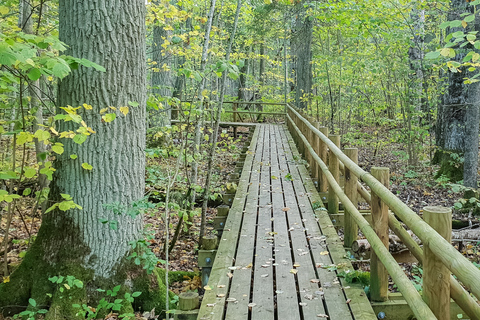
[
  {"x1": 0, "y1": 0, "x2": 148, "y2": 316},
  {"x1": 292, "y1": 1, "x2": 313, "y2": 109},
  {"x1": 435, "y1": 0, "x2": 480, "y2": 186}
]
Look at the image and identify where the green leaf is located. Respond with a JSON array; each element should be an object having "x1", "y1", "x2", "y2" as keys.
[
  {"x1": 52, "y1": 61, "x2": 71, "y2": 79},
  {"x1": 228, "y1": 72, "x2": 239, "y2": 80},
  {"x1": 440, "y1": 21, "x2": 451, "y2": 29},
  {"x1": 128, "y1": 101, "x2": 139, "y2": 107},
  {"x1": 109, "y1": 220, "x2": 118, "y2": 230},
  {"x1": 102, "y1": 113, "x2": 116, "y2": 123},
  {"x1": 73, "y1": 134, "x2": 87, "y2": 145},
  {"x1": 0, "y1": 49, "x2": 16, "y2": 66},
  {"x1": 82, "y1": 162, "x2": 93, "y2": 170},
  {"x1": 425, "y1": 51, "x2": 440, "y2": 60},
  {"x1": 23, "y1": 188, "x2": 32, "y2": 196},
  {"x1": 29, "y1": 298, "x2": 36, "y2": 308},
  {"x1": 464, "y1": 14, "x2": 475, "y2": 23},
  {"x1": 52, "y1": 144, "x2": 64, "y2": 155},
  {"x1": 70, "y1": 154, "x2": 78, "y2": 159},
  {"x1": 24, "y1": 168, "x2": 36, "y2": 179},
  {"x1": 132, "y1": 292, "x2": 142, "y2": 297},
  {"x1": 450, "y1": 20, "x2": 463, "y2": 28},
  {"x1": 27, "y1": 68, "x2": 42, "y2": 81},
  {"x1": 60, "y1": 193, "x2": 72, "y2": 200}
]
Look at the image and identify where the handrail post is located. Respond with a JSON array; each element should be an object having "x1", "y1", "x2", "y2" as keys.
[
  {"x1": 318, "y1": 127, "x2": 329, "y2": 192},
  {"x1": 423, "y1": 206, "x2": 452, "y2": 320},
  {"x1": 308, "y1": 117, "x2": 316, "y2": 177},
  {"x1": 370, "y1": 167, "x2": 389, "y2": 302},
  {"x1": 306, "y1": 118, "x2": 314, "y2": 176},
  {"x1": 344, "y1": 148, "x2": 358, "y2": 248},
  {"x1": 233, "y1": 102, "x2": 238, "y2": 138},
  {"x1": 327, "y1": 135, "x2": 340, "y2": 215},
  {"x1": 312, "y1": 122, "x2": 321, "y2": 186}
]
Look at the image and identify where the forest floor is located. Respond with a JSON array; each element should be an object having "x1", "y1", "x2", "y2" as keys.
[{"x1": 2, "y1": 122, "x2": 480, "y2": 314}]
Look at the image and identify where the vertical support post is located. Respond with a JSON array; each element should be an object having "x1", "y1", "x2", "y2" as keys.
[
  {"x1": 233, "y1": 102, "x2": 238, "y2": 138},
  {"x1": 344, "y1": 148, "x2": 358, "y2": 248},
  {"x1": 370, "y1": 167, "x2": 390, "y2": 302},
  {"x1": 318, "y1": 127, "x2": 329, "y2": 192},
  {"x1": 423, "y1": 206, "x2": 452, "y2": 320},
  {"x1": 312, "y1": 122, "x2": 321, "y2": 185},
  {"x1": 327, "y1": 135, "x2": 340, "y2": 214},
  {"x1": 305, "y1": 119, "x2": 313, "y2": 174}
]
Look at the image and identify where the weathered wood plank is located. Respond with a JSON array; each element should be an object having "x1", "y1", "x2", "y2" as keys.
[
  {"x1": 197, "y1": 126, "x2": 260, "y2": 320},
  {"x1": 282, "y1": 126, "x2": 377, "y2": 320},
  {"x1": 224, "y1": 126, "x2": 265, "y2": 319},
  {"x1": 279, "y1": 127, "x2": 353, "y2": 320},
  {"x1": 251, "y1": 126, "x2": 275, "y2": 320},
  {"x1": 270, "y1": 125, "x2": 301, "y2": 320}
]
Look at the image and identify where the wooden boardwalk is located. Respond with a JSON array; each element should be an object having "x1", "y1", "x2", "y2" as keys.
[{"x1": 198, "y1": 124, "x2": 375, "y2": 320}]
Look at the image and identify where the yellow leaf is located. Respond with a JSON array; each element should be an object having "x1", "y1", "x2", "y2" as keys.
[
  {"x1": 50, "y1": 127, "x2": 59, "y2": 135},
  {"x1": 83, "y1": 103, "x2": 92, "y2": 110},
  {"x1": 293, "y1": 263, "x2": 300, "y2": 268},
  {"x1": 320, "y1": 251, "x2": 329, "y2": 255},
  {"x1": 120, "y1": 107, "x2": 129, "y2": 116},
  {"x1": 204, "y1": 285, "x2": 212, "y2": 291},
  {"x1": 246, "y1": 263, "x2": 253, "y2": 269},
  {"x1": 3, "y1": 276, "x2": 9, "y2": 283},
  {"x1": 64, "y1": 283, "x2": 71, "y2": 289},
  {"x1": 109, "y1": 106, "x2": 117, "y2": 111},
  {"x1": 440, "y1": 47, "x2": 450, "y2": 57},
  {"x1": 99, "y1": 108, "x2": 108, "y2": 114},
  {"x1": 462, "y1": 20, "x2": 468, "y2": 28},
  {"x1": 290, "y1": 269, "x2": 298, "y2": 274},
  {"x1": 0, "y1": 6, "x2": 10, "y2": 15},
  {"x1": 81, "y1": 120, "x2": 88, "y2": 128}
]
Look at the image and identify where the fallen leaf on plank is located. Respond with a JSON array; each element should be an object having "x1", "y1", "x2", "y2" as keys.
[{"x1": 290, "y1": 269, "x2": 298, "y2": 274}]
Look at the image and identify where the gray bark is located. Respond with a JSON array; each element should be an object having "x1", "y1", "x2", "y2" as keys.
[
  {"x1": 151, "y1": 22, "x2": 174, "y2": 127},
  {"x1": 292, "y1": 1, "x2": 313, "y2": 109},
  {"x1": 48, "y1": 0, "x2": 146, "y2": 278},
  {"x1": 436, "y1": 0, "x2": 479, "y2": 187}
]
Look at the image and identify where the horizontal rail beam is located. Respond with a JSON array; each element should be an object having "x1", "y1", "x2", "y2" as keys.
[
  {"x1": 179, "y1": 100, "x2": 287, "y2": 106},
  {"x1": 288, "y1": 114, "x2": 436, "y2": 320},
  {"x1": 287, "y1": 104, "x2": 480, "y2": 300}
]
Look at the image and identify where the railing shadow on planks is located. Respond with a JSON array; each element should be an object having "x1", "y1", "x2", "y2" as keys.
[{"x1": 287, "y1": 104, "x2": 480, "y2": 320}]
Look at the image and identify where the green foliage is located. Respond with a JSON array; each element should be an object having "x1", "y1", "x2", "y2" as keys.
[
  {"x1": 337, "y1": 270, "x2": 370, "y2": 287},
  {"x1": 12, "y1": 298, "x2": 48, "y2": 320}
]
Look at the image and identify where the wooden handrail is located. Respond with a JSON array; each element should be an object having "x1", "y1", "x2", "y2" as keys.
[
  {"x1": 178, "y1": 100, "x2": 287, "y2": 106},
  {"x1": 287, "y1": 104, "x2": 480, "y2": 300},
  {"x1": 288, "y1": 114, "x2": 437, "y2": 319}
]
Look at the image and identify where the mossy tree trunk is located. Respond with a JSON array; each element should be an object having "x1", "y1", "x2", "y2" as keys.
[
  {"x1": 0, "y1": 0, "x2": 147, "y2": 317},
  {"x1": 434, "y1": 0, "x2": 480, "y2": 187}
]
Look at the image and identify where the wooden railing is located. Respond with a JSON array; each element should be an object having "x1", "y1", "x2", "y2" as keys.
[
  {"x1": 286, "y1": 104, "x2": 480, "y2": 320},
  {"x1": 172, "y1": 101, "x2": 287, "y2": 123}
]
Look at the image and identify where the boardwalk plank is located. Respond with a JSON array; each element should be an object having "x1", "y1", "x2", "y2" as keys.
[
  {"x1": 270, "y1": 126, "x2": 301, "y2": 320},
  {"x1": 198, "y1": 124, "x2": 375, "y2": 320},
  {"x1": 282, "y1": 126, "x2": 377, "y2": 320},
  {"x1": 277, "y1": 126, "x2": 337, "y2": 319},
  {"x1": 197, "y1": 127, "x2": 260, "y2": 320},
  {"x1": 224, "y1": 126, "x2": 264, "y2": 320},
  {"x1": 251, "y1": 126, "x2": 275, "y2": 320}
]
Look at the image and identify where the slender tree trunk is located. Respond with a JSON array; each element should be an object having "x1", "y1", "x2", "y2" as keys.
[
  {"x1": 151, "y1": 19, "x2": 173, "y2": 127},
  {"x1": 200, "y1": 0, "x2": 242, "y2": 247}
]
